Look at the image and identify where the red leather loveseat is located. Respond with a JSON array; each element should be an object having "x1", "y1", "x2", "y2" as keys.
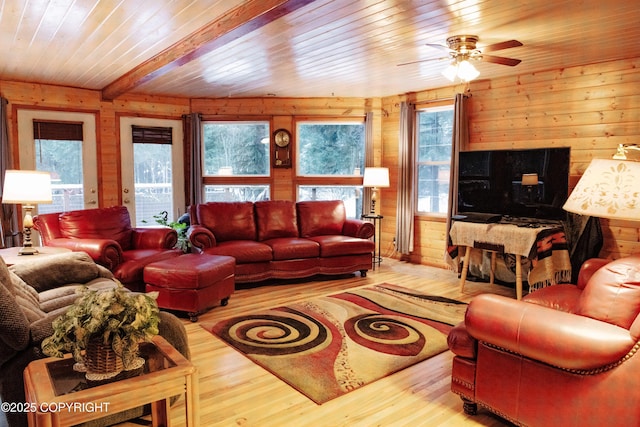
[
  {"x1": 188, "y1": 200, "x2": 375, "y2": 283},
  {"x1": 34, "y1": 206, "x2": 182, "y2": 292},
  {"x1": 447, "y1": 255, "x2": 640, "y2": 427}
]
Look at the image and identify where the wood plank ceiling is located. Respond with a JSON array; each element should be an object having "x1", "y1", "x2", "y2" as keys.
[{"x1": 1, "y1": 0, "x2": 639, "y2": 99}]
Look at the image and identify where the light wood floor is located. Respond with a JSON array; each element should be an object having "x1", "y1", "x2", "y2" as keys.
[{"x1": 119, "y1": 259, "x2": 516, "y2": 427}]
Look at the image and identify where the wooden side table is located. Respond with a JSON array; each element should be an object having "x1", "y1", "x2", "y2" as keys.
[
  {"x1": 23, "y1": 335, "x2": 199, "y2": 427},
  {"x1": 0, "y1": 246, "x2": 71, "y2": 266}
]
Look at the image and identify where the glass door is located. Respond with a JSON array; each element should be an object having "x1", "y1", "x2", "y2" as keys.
[
  {"x1": 17, "y1": 110, "x2": 99, "y2": 214},
  {"x1": 119, "y1": 117, "x2": 184, "y2": 226}
]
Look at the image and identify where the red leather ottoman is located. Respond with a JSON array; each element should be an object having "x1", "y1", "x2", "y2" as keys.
[{"x1": 144, "y1": 254, "x2": 235, "y2": 322}]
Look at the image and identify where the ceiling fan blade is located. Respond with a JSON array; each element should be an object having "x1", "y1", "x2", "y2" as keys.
[
  {"x1": 425, "y1": 43, "x2": 451, "y2": 52},
  {"x1": 397, "y1": 56, "x2": 449, "y2": 66},
  {"x1": 482, "y1": 40, "x2": 523, "y2": 53},
  {"x1": 481, "y1": 54, "x2": 521, "y2": 66}
]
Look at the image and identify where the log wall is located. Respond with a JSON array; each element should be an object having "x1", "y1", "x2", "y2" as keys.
[
  {"x1": 1, "y1": 56, "x2": 638, "y2": 267},
  {"x1": 379, "y1": 57, "x2": 640, "y2": 268}
]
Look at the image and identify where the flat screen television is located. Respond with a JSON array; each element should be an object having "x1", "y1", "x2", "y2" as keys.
[{"x1": 457, "y1": 147, "x2": 570, "y2": 221}]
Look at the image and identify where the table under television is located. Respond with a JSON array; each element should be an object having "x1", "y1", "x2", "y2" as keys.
[{"x1": 449, "y1": 217, "x2": 570, "y2": 300}]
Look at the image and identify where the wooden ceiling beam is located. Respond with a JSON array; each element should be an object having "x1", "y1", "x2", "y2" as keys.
[{"x1": 101, "y1": 0, "x2": 318, "y2": 100}]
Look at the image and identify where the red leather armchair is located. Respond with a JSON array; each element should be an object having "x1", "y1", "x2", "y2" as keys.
[
  {"x1": 448, "y1": 255, "x2": 640, "y2": 427},
  {"x1": 34, "y1": 206, "x2": 182, "y2": 291}
]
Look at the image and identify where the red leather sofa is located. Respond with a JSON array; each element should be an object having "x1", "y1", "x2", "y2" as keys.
[
  {"x1": 447, "y1": 255, "x2": 640, "y2": 427},
  {"x1": 34, "y1": 206, "x2": 182, "y2": 292},
  {"x1": 188, "y1": 200, "x2": 375, "y2": 283}
]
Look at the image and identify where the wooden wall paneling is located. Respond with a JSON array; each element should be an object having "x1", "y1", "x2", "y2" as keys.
[
  {"x1": 1, "y1": 80, "x2": 191, "y2": 206},
  {"x1": 380, "y1": 58, "x2": 640, "y2": 268},
  {"x1": 272, "y1": 115, "x2": 294, "y2": 200}
]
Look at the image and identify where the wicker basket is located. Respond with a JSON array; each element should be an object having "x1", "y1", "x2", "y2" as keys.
[{"x1": 84, "y1": 337, "x2": 124, "y2": 376}]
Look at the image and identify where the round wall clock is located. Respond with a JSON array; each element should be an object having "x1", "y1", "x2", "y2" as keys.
[{"x1": 274, "y1": 129, "x2": 291, "y2": 147}]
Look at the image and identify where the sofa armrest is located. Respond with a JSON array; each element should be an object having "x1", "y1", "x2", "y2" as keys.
[
  {"x1": 465, "y1": 294, "x2": 636, "y2": 371},
  {"x1": 342, "y1": 219, "x2": 375, "y2": 239},
  {"x1": 187, "y1": 225, "x2": 217, "y2": 252},
  {"x1": 132, "y1": 227, "x2": 178, "y2": 250},
  {"x1": 522, "y1": 284, "x2": 583, "y2": 313},
  {"x1": 43, "y1": 238, "x2": 122, "y2": 271}
]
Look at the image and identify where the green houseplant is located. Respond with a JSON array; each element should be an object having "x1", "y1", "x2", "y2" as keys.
[
  {"x1": 145, "y1": 210, "x2": 189, "y2": 252},
  {"x1": 41, "y1": 283, "x2": 161, "y2": 378}
]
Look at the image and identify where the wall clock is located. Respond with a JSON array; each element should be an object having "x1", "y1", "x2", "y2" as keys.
[{"x1": 273, "y1": 128, "x2": 292, "y2": 168}]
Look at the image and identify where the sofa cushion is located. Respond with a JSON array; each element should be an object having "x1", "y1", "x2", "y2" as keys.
[
  {"x1": 8, "y1": 272, "x2": 45, "y2": 323},
  {"x1": 576, "y1": 255, "x2": 640, "y2": 329},
  {"x1": 204, "y1": 241, "x2": 272, "y2": 263},
  {"x1": 0, "y1": 257, "x2": 30, "y2": 365},
  {"x1": 10, "y1": 251, "x2": 104, "y2": 293},
  {"x1": 195, "y1": 202, "x2": 257, "y2": 242},
  {"x1": 38, "y1": 278, "x2": 119, "y2": 313},
  {"x1": 308, "y1": 235, "x2": 374, "y2": 257},
  {"x1": 255, "y1": 200, "x2": 298, "y2": 241},
  {"x1": 264, "y1": 237, "x2": 320, "y2": 260},
  {"x1": 297, "y1": 200, "x2": 346, "y2": 238},
  {"x1": 58, "y1": 206, "x2": 134, "y2": 250}
]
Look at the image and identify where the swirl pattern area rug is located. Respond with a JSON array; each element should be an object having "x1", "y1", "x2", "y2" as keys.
[{"x1": 202, "y1": 283, "x2": 467, "y2": 404}]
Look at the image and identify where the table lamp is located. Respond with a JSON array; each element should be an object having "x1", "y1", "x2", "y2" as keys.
[
  {"x1": 2, "y1": 170, "x2": 53, "y2": 255},
  {"x1": 521, "y1": 173, "x2": 539, "y2": 203},
  {"x1": 363, "y1": 167, "x2": 390, "y2": 214},
  {"x1": 563, "y1": 158, "x2": 640, "y2": 220}
]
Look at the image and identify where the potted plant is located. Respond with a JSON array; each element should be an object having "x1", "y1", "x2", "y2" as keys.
[
  {"x1": 41, "y1": 283, "x2": 161, "y2": 379},
  {"x1": 145, "y1": 210, "x2": 190, "y2": 252}
]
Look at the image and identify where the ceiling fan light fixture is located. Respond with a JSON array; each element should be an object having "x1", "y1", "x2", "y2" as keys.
[
  {"x1": 441, "y1": 58, "x2": 480, "y2": 82},
  {"x1": 458, "y1": 59, "x2": 480, "y2": 81},
  {"x1": 441, "y1": 63, "x2": 458, "y2": 81}
]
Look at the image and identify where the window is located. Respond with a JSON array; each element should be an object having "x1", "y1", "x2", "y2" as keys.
[
  {"x1": 297, "y1": 122, "x2": 365, "y2": 176},
  {"x1": 201, "y1": 121, "x2": 271, "y2": 202},
  {"x1": 415, "y1": 104, "x2": 454, "y2": 215},
  {"x1": 131, "y1": 126, "x2": 174, "y2": 225},
  {"x1": 296, "y1": 120, "x2": 365, "y2": 217},
  {"x1": 204, "y1": 185, "x2": 270, "y2": 202},
  {"x1": 33, "y1": 120, "x2": 85, "y2": 214},
  {"x1": 202, "y1": 121, "x2": 270, "y2": 176}
]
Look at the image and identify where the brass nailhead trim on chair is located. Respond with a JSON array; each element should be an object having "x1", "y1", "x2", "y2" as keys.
[{"x1": 482, "y1": 340, "x2": 640, "y2": 375}]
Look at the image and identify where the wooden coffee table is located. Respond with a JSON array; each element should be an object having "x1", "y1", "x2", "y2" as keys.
[{"x1": 23, "y1": 335, "x2": 199, "y2": 427}]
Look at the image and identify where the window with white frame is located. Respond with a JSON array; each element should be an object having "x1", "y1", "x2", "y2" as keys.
[
  {"x1": 201, "y1": 121, "x2": 271, "y2": 202},
  {"x1": 415, "y1": 104, "x2": 454, "y2": 215},
  {"x1": 296, "y1": 120, "x2": 365, "y2": 217},
  {"x1": 202, "y1": 121, "x2": 270, "y2": 176}
]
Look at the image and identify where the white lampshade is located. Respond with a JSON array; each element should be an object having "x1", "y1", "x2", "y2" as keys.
[
  {"x1": 362, "y1": 167, "x2": 390, "y2": 188},
  {"x1": 521, "y1": 173, "x2": 539, "y2": 186},
  {"x1": 457, "y1": 60, "x2": 480, "y2": 81},
  {"x1": 2, "y1": 170, "x2": 53, "y2": 204},
  {"x1": 442, "y1": 59, "x2": 480, "y2": 82},
  {"x1": 563, "y1": 159, "x2": 640, "y2": 221}
]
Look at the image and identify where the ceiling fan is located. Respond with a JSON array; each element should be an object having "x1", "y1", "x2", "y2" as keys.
[{"x1": 398, "y1": 35, "x2": 522, "y2": 81}]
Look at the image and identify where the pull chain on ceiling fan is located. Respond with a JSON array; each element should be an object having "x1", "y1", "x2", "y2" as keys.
[{"x1": 398, "y1": 35, "x2": 523, "y2": 82}]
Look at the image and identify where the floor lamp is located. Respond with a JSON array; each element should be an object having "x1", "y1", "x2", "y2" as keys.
[
  {"x1": 363, "y1": 167, "x2": 390, "y2": 214},
  {"x1": 563, "y1": 158, "x2": 640, "y2": 221},
  {"x1": 2, "y1": 170, "x2": 53, "y2": 255}
]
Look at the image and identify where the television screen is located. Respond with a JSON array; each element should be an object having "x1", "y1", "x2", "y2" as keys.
[{"x1": 457, "y1": 147, "x2": 570, "y2": 221}]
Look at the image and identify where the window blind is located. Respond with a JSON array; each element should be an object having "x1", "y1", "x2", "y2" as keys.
[
  {"x1": 131, "y1": 125, "x2": 173, "y2": 144},
  {"x1": 33, "y1": 120, "x2": 83, "y2": 141}
]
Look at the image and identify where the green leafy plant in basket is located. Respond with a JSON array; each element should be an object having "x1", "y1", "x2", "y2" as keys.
[{"x1": 41, "y1": 283, "x2": 160, "y2": 376}]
